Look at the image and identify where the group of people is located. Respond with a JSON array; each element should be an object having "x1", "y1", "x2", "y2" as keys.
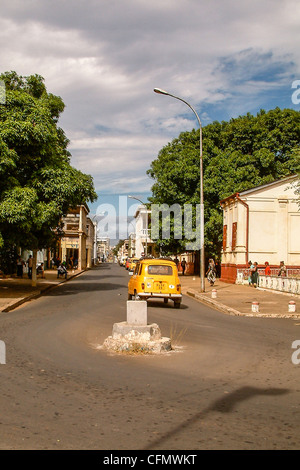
[
  {"x1": 247, "y1": 261, "x2": 259, "y2": 287},
  {"x1": 248, "y1": 260, "x2": 287, "y2": 287},
  {"x1": 16, "y1": 255, "x2": 34, "y2": 279},
  {"x1": 16, "y1": 254, "x2": 70, "y2": 280},
  {"x1": 16, "y1": 255, "x2": 45, "y2": 279},
  {"x1": 174, "y1": 257, "x2": 187, "y2": 275},
  {"x1": 174, "y1": 256, "x2": 220, "y2": 286},
  {"x1": 52, "y1": 256, "x2": 77, "y2": 271}
]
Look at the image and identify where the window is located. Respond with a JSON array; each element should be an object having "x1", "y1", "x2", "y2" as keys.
[
  {"x1": 134, "y1": 263, "x2": 140, "y2": 274},
  {"x1": 148, "y1": 265, "x2": 173, "y2": 275},
  {"x1": 232, "y1": 222, "x2": 237, "y2": 250},
  {"x1": 223, "y1": 225, "x2": 227, "y2": 250}
]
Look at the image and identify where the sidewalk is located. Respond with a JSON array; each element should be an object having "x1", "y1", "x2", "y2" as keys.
[
  {"x1": 1, "y1": 269, "x2": 299, "y2": 319},
  {"x1": 0, "y1": 269, "x2": 84, "y2": 313},
  {"x1": 180, "y1": 274, "x2": 300, "y2": 319}
]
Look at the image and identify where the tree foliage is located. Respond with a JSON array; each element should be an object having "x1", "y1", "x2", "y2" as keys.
[
  {"x1": 0, "y1": 71, "x2": 97, "y2": 253},
  {"x1": 147, "y1": 107, "x2": 300, "y2": 259}
]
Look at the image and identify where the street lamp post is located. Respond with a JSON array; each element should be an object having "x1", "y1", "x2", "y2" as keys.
[
  {"x1": 153, "y1": 88, "x2": 205, "y2": 292},
  {"x1": 91, "y1": 215, "x2": 99, "y2": 265},
  {"x1": 128, "y1": 196, "x2": 148, "y2": 256}
]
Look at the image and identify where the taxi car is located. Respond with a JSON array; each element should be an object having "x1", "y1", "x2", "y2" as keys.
[
  {"x1": 128, "y1": 257, "x2": 182, "y2": 308},
  {"x1": 128, "y1": 258, "x2": 139, "y2": 272},
  {"x1": 125, "y1": 258, "x2": 132, "y2": 270}
]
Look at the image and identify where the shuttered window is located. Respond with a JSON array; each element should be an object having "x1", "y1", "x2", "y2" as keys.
[
  {"x1": 232, "y1": 222, "x2": 237, "y2": 250},
  {"x1": 223, "y1": 225, "x2": 227, "y2": 250}
]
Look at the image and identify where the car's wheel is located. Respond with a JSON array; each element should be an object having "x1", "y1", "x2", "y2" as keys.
[
  {"x1": 128, "y1": 293, "x2": 133, "y2": 300},
  {"x1": 174, "y1": 301, "x2": 181, "y2": 309},
  {"x1": 164, "y1": 298, "x2": 168, "y2": 304}
]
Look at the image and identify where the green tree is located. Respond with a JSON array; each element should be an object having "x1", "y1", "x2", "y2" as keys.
[
  {"x1": 0, "y1": 71, "x2": 97, "y2": 282},
  {"x1": 148, "y1": 107, "x2": 300, "y2": 260},
  {"x1": 113, "y1": 239, "x2": 125, "y2": 257}
]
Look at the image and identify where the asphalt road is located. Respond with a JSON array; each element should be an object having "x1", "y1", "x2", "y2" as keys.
[{"x1": 0, "y1": 263, "x2": 299, "y2": 450}]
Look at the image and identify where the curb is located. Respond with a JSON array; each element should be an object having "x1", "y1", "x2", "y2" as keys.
[
  {"x1": 1, "y1": 269, "x2": 86, "y2": 313},
  {"x1": 186, "y1": 289, "x2": 243, "y2": 316},
  {"x1": 185, "y1": 289, "x2": 300, "y2": 319}
]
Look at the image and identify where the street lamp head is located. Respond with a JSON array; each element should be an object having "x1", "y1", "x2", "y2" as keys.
[
  {"x1": 153, "y1": 88, "x2": 169, "y2": 96},
  {"x1": 128, "y1": 195, "x2": 145, "y2": 205}
]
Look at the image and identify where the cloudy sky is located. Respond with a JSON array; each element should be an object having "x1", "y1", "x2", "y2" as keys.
[{"x1": 1, "y1": 0, "x2": 300, "y2": 233}]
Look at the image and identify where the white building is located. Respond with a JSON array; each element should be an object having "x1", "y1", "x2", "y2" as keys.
[
  {"x1": 97, "y1": 237, "x2": 110, "y2": 261},
  {"x1": 134, "y1": 205, "x2": 155, "y2": 258},
  {"x1": 220, "y1": 175, "x2": 300, "y2": 283}
]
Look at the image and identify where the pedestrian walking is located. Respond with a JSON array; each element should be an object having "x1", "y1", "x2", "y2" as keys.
[
  {"x1": 27, "y1": 255, "x2": 33, "y2": 279},
  {"x1": 206, "y1": 259, "x2": 216, "y2": 286},
  {"x1": 181, "y1": 258, "x2": 187, "y2": 276}
]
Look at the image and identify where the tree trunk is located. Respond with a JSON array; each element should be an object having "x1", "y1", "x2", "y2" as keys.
[{"x1": 31, "y1": 249, "x2": 37, "y2": 287}]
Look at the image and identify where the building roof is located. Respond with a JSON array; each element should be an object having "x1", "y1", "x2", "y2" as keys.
[
  {"x1": 239, "y1": 175, "x2": 298, "y2": 196},
  {"x1": 220, "y1": 174, "x2": 298, "y2": 205}
]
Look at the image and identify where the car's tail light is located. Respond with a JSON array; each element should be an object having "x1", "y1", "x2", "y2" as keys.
[
  {"x1": 177, "y1": 284, "x2": 181, "y2": 292},
  {"x1": 141, "y1": 283, "x2": 145, "y2": 290}
]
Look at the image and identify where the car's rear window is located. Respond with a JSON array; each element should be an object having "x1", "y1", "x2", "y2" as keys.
[
  {"x1": 147, "y1": 265, "x2": 173, "y2": 275},
  {"x1": 134, "y1": 263, "x2": 141, "y2": 274}
]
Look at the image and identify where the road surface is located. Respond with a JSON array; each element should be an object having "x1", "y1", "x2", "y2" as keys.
[{"x1": 0, "y1": 263, "x2": 299, "y2": 450}]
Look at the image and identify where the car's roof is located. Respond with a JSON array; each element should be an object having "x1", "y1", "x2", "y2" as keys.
[{"x1": 139, "y1": 257, "x2": 175, "y2": 265}]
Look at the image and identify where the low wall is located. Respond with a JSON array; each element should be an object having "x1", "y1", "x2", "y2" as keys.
[{"x1": 258, "y1": 275, "x2": 300, "y2": 295}]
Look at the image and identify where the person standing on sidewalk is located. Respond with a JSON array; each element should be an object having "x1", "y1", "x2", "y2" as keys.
[
  {"x1": 248, "y1": 261, "x2": 254, "y2": 286},
  {"x1": 27, "y1": 255, "x2": 33, "y2": 279},
  {"x1": 16, "y1": 257, "x2": 24, "y2": 278},
  {"x1": 181, "y1": 258, "x2": 187, "y2": 276},
  {"x1": 265, "y1": 261, "x2": 271, "y2": 275},
  {"x1": 278, "y1": 261, "x2": 287, "y2": 277},
  {"x1": 251, "y1": 262, "x2": 259, "y2": 288}
]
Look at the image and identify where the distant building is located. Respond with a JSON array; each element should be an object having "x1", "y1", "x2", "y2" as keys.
[
  {"x1": 128, "y1": 232, "x2": 136, "y2": 258},
  {"x1": 59, "y1": 205, "x2": 96, "y2": 270},
  {"x1": 220, "y1": 175, "x2": 300, "y2": 283},
  {"x1": 97, "y1": 237, "x2": 110, "y2": 261},
  {"x1": 117, "y1": 239, "x2": 129, "y2": 264},
  {"x1": 134, "y1": 205, "x2": 155, "y2": 258}
]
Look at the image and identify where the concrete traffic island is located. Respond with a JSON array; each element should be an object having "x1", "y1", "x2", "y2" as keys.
[{"x1": 102, "y1": 301, "x2": 172, "y2": 354}]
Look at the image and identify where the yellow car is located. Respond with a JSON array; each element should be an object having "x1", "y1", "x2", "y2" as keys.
[
  {"x1": 128, "y1": 257, "x2": 182, "y2": 308},
  {"x1": 128, "y1": 258, "x2": 139, "y2": 272}
]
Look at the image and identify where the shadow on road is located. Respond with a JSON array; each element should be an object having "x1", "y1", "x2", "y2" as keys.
[
  {"x1": 143, "y1": 385, "x2": 289, "y2": 450},
  {"x1": 44, "y1": 282, "x2": 127, "y2": 296},
  {"x1": 146, "y1": 300, "x2": 189, "y2": 310},
  {"x1": 77, "y1": 274, "x2": 125, "y2": 281}
]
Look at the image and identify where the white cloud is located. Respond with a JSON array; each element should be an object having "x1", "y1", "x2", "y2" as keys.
[{"x1": 1, "y1": 0, "x2": 300, "y2": 196}]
